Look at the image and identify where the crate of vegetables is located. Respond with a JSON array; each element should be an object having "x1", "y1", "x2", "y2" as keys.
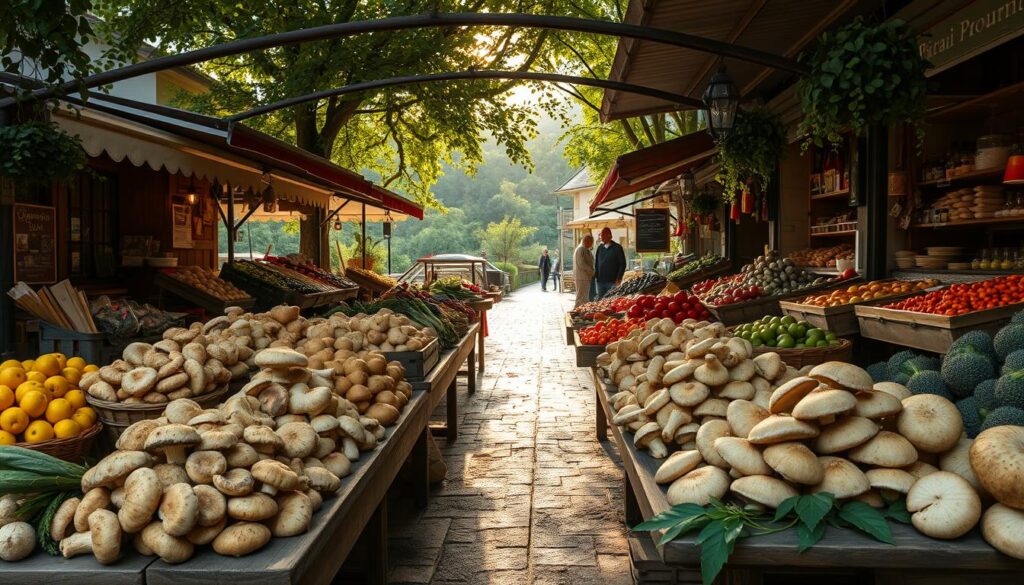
[
  {"x1": 780, "y1": 278, "x2": 938, "y2": 336},
  {"x1": 666, "y1": 254, "x2": 732, "y2": 289},
  {"x1": 575, "y1": 316, "x2": 644, "y2": 368},
  {"x1": 155, "y1": 267, "x2": 255, "y2": 313},
  {"x1": 855, "y1": 275, "x2": 1024, "y2": 354}
]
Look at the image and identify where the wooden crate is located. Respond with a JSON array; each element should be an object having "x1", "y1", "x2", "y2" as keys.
[
  {"x1": 154, "y1": 271, "x2": 255, "y2": 314},
  {"x1": 573, "y1": 329, "x2": 605, "y2": 368},
  {"x1": 385, "y1": 338, "x2": 440, "y2": 380},
  {"x1": 667, "y1": 259, "x2": 733, "y2": 290},
  {"x1": 780, "y1": 288, "x2": 931, "y2": 337},
  {"x1": 38, "y1": 322, "x2": 108, "y2": 364},
  {"x1": 706, "y1": 295, "x2": 783, "y2": 325},
  {"x1": 855, "y1": 301, "x2": 1024, "y2": 354}
]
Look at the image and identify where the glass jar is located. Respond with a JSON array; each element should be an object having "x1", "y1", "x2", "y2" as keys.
[
  {"x1": 1000, "y1": 248, "x2": 1014, "y2": 270},
  {"x1": 979, "y1": 248, "x2": 992, "y2": 270}
]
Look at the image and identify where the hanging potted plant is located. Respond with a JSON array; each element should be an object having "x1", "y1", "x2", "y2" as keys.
[
  {"x1": 0, "y1": 119, "x2": 87, "y2": 183},
  {"x1": 688, "y1": 189, "x2": 721, "y2": 225},
  {"x1": 797, "y1": 17, "x2": 929, "y2": 150},
  {"x1": 715, "y1": 108, "x2": 786, "y2": 201}
]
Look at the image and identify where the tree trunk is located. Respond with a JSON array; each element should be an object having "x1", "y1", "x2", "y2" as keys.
[{"x1": 294, "y1": 104, "x2": 330, "y2": 268}]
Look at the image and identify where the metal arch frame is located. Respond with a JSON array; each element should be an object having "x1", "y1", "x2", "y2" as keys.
[
  {"x1": 0, "y1": 12, "x2": 807, "y2": 109},
  {"x1": 229, "y1": 70, "x2": 704, "y2": 121}
]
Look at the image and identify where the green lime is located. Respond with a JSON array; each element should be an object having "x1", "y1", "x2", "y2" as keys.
[
  {"x1": 825, "y1": 332, "x2": 837, "y2": 342},
  {"x1": 764, "y1": 337, "x2": 778, "y2": 347},
  {"x1": 777, "y1": 334, "x2": 795, "y2": 349},
  {"x1": 751, "y1": 337, "x2": 764, "y2": 348},
  {"x1": 795, "y1": 342, "x2": 806, "y2": 348},
  {"x1": 788, "y1": 324, "x2": 807, "y2": 338},
  {"x1": 780, "y1": 315, "x2": 796, "y2": 326}
]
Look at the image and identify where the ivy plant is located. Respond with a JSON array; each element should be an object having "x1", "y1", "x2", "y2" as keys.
[
  {"x1": 715, "y1": 108, "x2": 786, "y2": 200},
  {"x1": 688, "y1": 189, "x2": 721, "y2": 219},
  {"x1": 797, "y1": 17, "x2": 929, "y2": 150},
  {"x1": 634, "y1": 493, "x2": 910, "y2": 585},
  {"x1": 0, "y1": 120, "x2": 87, "y2": 183}
]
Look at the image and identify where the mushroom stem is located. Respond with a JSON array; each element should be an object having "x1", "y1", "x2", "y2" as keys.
[
  {"x1": 647, "y1": 437, "x2": 669, "y2": 459},
  {"x1": 259, "y1": 484, "x2": 279, "y2": 496},
  {"x1": 164, "y1": 446, "x2": 188, "y2": 466},
  {"x1": 60, "y1": 532, "x2": 94, "y2": 558},
  {"x1": 341, "y1": 437, "x2": 359, "y2": 462}
]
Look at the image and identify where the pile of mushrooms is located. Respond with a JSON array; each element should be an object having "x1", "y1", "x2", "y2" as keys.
[
  {"x1": 296, "y1": 308, "x2": 437, "y2": 368},
  {"x1": 57, "y1": 347, "x2": 405, "y2": 565}
]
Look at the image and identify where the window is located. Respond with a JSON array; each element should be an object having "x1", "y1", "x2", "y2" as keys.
[{"x1": 65, "y1": 170, "x2": 118, "y2": 279}]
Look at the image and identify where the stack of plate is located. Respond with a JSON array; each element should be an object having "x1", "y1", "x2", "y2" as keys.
[
  {"x1": 915, "y1": 255, "x2": 949, "y2": 269},
  {"x1": 895, "y1": 250, "x2": 916, "y2": 269}
]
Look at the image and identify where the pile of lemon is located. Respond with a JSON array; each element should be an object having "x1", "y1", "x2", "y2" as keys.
[{"x1": 0, "y1": 353, "x2": 99, "y2": 445}]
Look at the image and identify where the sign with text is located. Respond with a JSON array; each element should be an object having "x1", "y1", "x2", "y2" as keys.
[
  {"x1": 635, "y1": 208, "x2": 671, "y2": 253},
  {"x1": 918, "y1": 0, "x2": 1024, "y2": 75},
  {"x1": 13, "y1": 203, "x2": 57, "y2": 284}
]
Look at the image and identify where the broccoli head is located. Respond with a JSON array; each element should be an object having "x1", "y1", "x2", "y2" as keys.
[
  {"x1": 1004, "y1": 350, "x2": 1024, "y2": 375},
  {"x1": 956, "y1": 396, "x2": 982, "y2": 438},
  {"x1": 994, "y1": 323, "x2": 1024, "y2": 362},
  {"x1": 900, "y1": 355, "x2": 940, "y2": 377},
  {"x1": 886, "y1": 350, "x2": 918, "y2": 381},
  {"x1": 907, "y1": 370, "x2": 956, "y2": 401},
  {"x1": 948, "y1": 330, "x2": 996, "y2": 362},
  {"x1": 995, "y1": 370, "x2": 1024, "y2": 410},
  {"x1": 1012, "y1": 310, "x2": 1024, "y2": 324},
  {"x1": 942, "y1": 350, "x2": 996, "y2": 398},
  {"x1": 980, "y1": 405, "x2": 1024, "y2": 431},
  {"x1": 974, "y1": 378, "x2": 999, "y2": 414},
  {"x1": 866, "y1": 361, "x2": 889, "y2": 383}
]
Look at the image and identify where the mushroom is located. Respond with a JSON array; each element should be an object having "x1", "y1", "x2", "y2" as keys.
[
  {"x1": 634, "y1": 422, "x2": 668, "y2": 459},
  {"x1": 767, "y1": 377, "x2": 818, "y2": 414},
  {"x1": 813, "y1": 416, "x2": 878, "y2": 454},
  {"x1": 905, "y1": 471, "x2": 981, "y2": 539},
  {"x1": 244, "y1": 425, "x2": 284, "y2": 455},
  {"x1": 51, "y1": 497, "x2": 80, "y2": 542},
  {"x1": 213, "y1": 468, "x2": 255, "y2": 497},
  {"x1": 227, "y1": 493, "x2": 279, "y2": 521},
  {"x1": 763, "y1": 443, "x2": 824, "y2": 485},
  {"x1": 673, "y1": 423, "x2": 700, "y2": 446},
  {"x1": 872, "y1": 382, "x2": 911, "y2": 401},
  {"x1": 905, "y1": 460, "x2": 940, "y2": 480},
  {"x1": 658, "y1": 406, "x2": 691, "y2": 444},
  {"x1": 225, "y1": 443, "x2": 261, "y2": 469},
  {"x1": 251, "y1": 459, "x2": 301, "y2": 495},
  {"x1": 809, "y1": 456, "x2": 870, "y2": 499},
  {"x1": 695, "y1": 419, "x2": 733, "y2": 469},
  {"x1": 322, "y1": 452, "x2": 352, "y2": 479},
  {"x1": 304, "y1": 467, "x2": 342, "y2": 493},
  {"x1": 255, "y1": 347, "x2": 307, "y2": 368},
  {"x1": 981, "y1": 504, "x2": 1024, "y2": 560},
  {"x1": 288, "y1": 384, "x2": 332, "y2": 416},
  {"x1": 969, "y1": 425, "x2": 1024, "y2": 508},
  {"x1": 865, "y1": 468, "x2": 916, "y2": 501},
  {"x1": 116, "y1": 419, "x2": 164, "y2": 451},
  {"x1": 693, "y1": 398, "x2": 729, "y2": 419},
  {"x1": 269, "y1": 492, "x2": 313, "y2": 537},
  {"x1": 366, "y1": 403, "x2": 401, "y2": 427},
  {"x1": 694, "y1": 354, "x2": 729, "y2": 387},
  {"x1": 747, "y1": 415, "x2": 819, "y2": 445},
  {"x1": 714, "y1": 437, "x2": 771, "y2": 476},
  {"x1": 186, "y1": 517, "x2": 226, "y2": 546},
  {"x1": 144, "y1": 424, "x2": 201, "y2": 465},
  {"x1": 141, "y1": 520, "x2": 194, "y2": 564},
  {"x1": 158, "y1": 483, "x2": 198, "y2": 537},
  {"x1": 212, "y1": 522, "x2": 271, "y2": 557},
  {"x1": 185, "y1": 451, "x2": 228, "y2": 485},
  {"x1": 642, "y1": 389, "x2": 671, "y2": 415},
  {"x1": 936, "y1": 437, "x2": 986, "y2": 496},
  {"x1": 791, "y1": 388, "x2": 857, "y2": 423},
  {"x1": 122, "y1": 367, "x2": 158, "y2": 397},
  {"x1": 848, "y1": 431, "x2": 918, "y2": 468},
  {"x1": 74, "y1": 487, "x2": 111, "y2": 533},
  {"x1": 193, "y1": 485, "x2": 226, "y2": 527},
  {"x1": 654, "y1": 450, "x2": 703, "y2": 484},
  {"x1": 853, "y1": 390, "x2": 902, "y2": 419},
  {"x1": 60, "y1": 509, "x2": 121, "y2": 564},
  {"x1": 752, "y1": 352, "x2": 784, "y2": 381},
  {"x1": 0, "y1": 494, "x2": 19, "y2": 528},
  {"x1": 198, "y1": 430, "x2": 239, "y2": 452},
  {"x1": 81, "y1": 451, "x2": 153, "y2": 491},
  {"x1": 119, "y1": 467, "x2": 162, "y2": 534},
  {"x1": 808, "y1": 361, "x2": 873, "y2": 392},
  {"x1": 276, "y1": 422, "x2": 319, "y2": 459},
  {"x1": 663, "y1": 361, "x2": 698, "y2": 385},
  {"x1": 718, "y1": 380, "x2": 755, "y2": 401},
  {"x1": 667, "y1": 466, "x2": 730, "y2": 506},
  {"x1": 669, "y1": 381, "x2": 710, "y2": 408},
  {"x1": 0, "y1": 522, "x2": 35, "y2": 561},
  {"x1": 730, "y1": 476, "x2": 799, "y2": 509},
  {"x1": 725, "y1": 400, "x2": 769, "y2": 439},
  {"x1": 897, "y1": 394, "x2": 962, "y2": 454}
]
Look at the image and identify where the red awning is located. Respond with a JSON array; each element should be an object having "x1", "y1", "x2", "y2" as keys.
[
  {"x1": 590, "y1": 131, "x2": 716, "y2": 213},
  {"x1": 371, "y1": 185, "x2": 424, "y2": 220}
]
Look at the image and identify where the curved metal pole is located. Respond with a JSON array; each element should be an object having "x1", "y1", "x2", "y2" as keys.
[
  {"x1": 0, "y1": 12, "x2": 806, "y2": 109},
  {"x1": 230, "y1": 70, "x2": 704, "y2": 121}
]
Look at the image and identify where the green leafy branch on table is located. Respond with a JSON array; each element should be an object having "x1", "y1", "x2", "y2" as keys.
[{"x1": 633, "y1": 493, "x2": 910, "y2": 585}]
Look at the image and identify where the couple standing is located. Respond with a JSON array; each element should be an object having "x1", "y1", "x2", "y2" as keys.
[{"x1": 572, "y1": 227, "x2": 626, "y2": 307}]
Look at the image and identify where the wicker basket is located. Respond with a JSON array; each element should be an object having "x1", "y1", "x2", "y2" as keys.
[
  {"x1": 86, "y1": 385, "x2": 234, "y2": 441},
  {"x1": 14, "y1": 422, "x2": 103, "y2": 462},
  {"x1": 751, "y1": 337, "x2": 854, "y2": 369}
]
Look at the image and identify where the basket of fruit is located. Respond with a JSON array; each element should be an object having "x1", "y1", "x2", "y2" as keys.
[
  {"x1": 11, "y1": 421, "x2": 103, "y2": 462},
  {"x1": 730, "y1": 315, "x2": 852, "y2": 368},
  {"x1": 780, "y1": 278, "x2": 938, "y2": 336}
]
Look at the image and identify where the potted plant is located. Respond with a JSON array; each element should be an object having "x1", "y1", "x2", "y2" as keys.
[
  {"x1": 689, "y1": 189, "x2": 721, "y2": 224},
  {"x1": 797, "y1": 17, "x2": 929, "y2": 150},
  {"x1": 715, "y1": 108, "x2": 786, "y2": 201},
  {"x1": 0, "y1": 119, "x2": 87, "y2": 183},
  {"x1": 347, "y1": 232, "x2": 381, "y2": 271}
]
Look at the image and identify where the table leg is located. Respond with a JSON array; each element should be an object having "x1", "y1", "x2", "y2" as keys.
[
  {"x1": 596, "y1": 384, "x2": 608, "y2": 442},
  {"x1": 365, "y1": 500, "x2": 389, "y2": 585},
  {"x1": 624, "y1": 474, "x2": 642, "y2": 528},
  {"x1": 467, "y1": 348, "x2": 477, "y2": 394},
  {"x1": 477, "y1": 319, "x2": 486, "y2": 374},
  {"x1": 446, "y1": 379, "x2": 458, "y2": 442},
  {"x1": 411, "y1": 429, "x2": 429, "y2": 509}
]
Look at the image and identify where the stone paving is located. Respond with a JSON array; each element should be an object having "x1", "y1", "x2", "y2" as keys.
[{"x1": 388, "y1": 283, "x2": 632, "y2": 584}]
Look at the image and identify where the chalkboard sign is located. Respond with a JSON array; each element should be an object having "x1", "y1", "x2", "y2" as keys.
[
  {"x1": 13, "y1": 203, "x2": 57, "y2": 284},
  {"x1": 635, "y1": 208, "x2": 670, "y2": 253}
]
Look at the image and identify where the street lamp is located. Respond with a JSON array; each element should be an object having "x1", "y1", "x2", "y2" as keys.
[
  {"x1": 702, "y1": 65, "x2": 739, "y2": 141},
  {"x1": 261, "y1": 184, "x2": 277, "y2": 213},
  {"x1": 185, "y1": 178, "x2": 198, "y2": 205}
]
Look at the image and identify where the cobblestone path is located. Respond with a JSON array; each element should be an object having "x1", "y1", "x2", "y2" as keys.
[{"x1": 388, "y1": 283, "x2": 632, "y2": 584}]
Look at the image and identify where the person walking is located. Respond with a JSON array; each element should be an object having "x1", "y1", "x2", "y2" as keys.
[
  {"x1": 539, "y1": 248, "x2": 552, "y2": 291},
  {"x1": 594, "y1": 227, "x2": 626, "y2": 299},
  {"x1": 550, "y1": 252, "x2": 561, "y2": 292},
  {"x1": 572, "y1": 235, "x2": 595, "y2": 307}
]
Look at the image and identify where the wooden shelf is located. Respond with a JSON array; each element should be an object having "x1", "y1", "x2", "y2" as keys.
[
  {"x1": 810, "y1": 188, "x2": 850, "y2": 200},
  {"x1": 912, "y1": 215, "x2": 1024, "y2": 228},
  {"x1": 810, "y1": 230, "x2": 857, "y2": 238},
  {"x1": 896, "y1": 267, "x2": 1023, "y2": 276},
  {"x1": 917, "y1": 167, "x2": 1005, "y2": 187}
]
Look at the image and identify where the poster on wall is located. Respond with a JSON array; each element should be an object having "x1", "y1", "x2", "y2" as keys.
[
  {"x1": 635, "y1": 208, "x2": 671, "y2": 253},
  {"x1": 12, "y1": 203, "x2": 57, "y2": 284},
  {"x1": 172, "y1": 204, "x2": 193, "y2": 249}
]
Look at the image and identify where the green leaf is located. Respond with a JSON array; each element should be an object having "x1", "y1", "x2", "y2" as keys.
[
  {"x1": 633, "y1": 503, "x2": 708, "y2": 532},
  {"x1": 697, "y1": 520, "x2": 738, "y2": 585},
  {"x1": 883, "y1": 499, "x2": 912, "y2": 525},
  {"x1": 795, "y1": 520, "x2": 826, "y2": 552},
  {"x1": 795, "y1": 493, "x2": 835, "y2": 532},
  {"x1": 659, "y1": 514, "x2": 712, "y2": 545},
  {"x1": 839, "y1": 501, "x2": 894, "y2": 544},
  {"x1": 774, "y1": 495, "x2": 799, "y2": 522}
]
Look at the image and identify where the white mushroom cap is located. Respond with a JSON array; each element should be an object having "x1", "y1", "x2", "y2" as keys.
[
  {"x1": 730, "y1": 475, "x2": 799, "y2": 509},
  {"x1": 186, "y1": 451, "x2": 228, "y2": 485},
  {"x1": 906, "y1": 471, "x2": 981, "y2": 540},
  {"x1": 939, "y1": 437, "x2": 987, "y2": 496},
  {"x1": 791, "y1": 388, "x2": 857, "y2": 421},
  {"x1": 74, "y1": 487, "x2": 111, "y2": 533},
  {"x1": 905, "y1": 460, "x2": 940, "y2": 480},
  {"x1": 667, "y1": 466, "x2": 730, "y2": 506},
  {"x1": 227, "y1": 493, "x2": 279, "y2": 521},
  {"x1": 141, "y1": 521, "x2": 195, "y2": 564},
  {"x1": 255, "y1": 347, "x2": 308, "y2": 368},
  {"x1": 164, "y1": 398, "x2": 204, "y2": 425},
  {"x1": 268, "y1": 492, "x2": 313, "y2": 537},
  {"x1": 0, "y1": 522, "x2": 35, "y2": 561},
  {"x1": 81, "y1": 451, "x2": 154, "y2": 490},
  {"x1": 747, "y1": 415, "x2": 819, "y2": 445},
  {"x1": 60, "y1": 509, "x2": 121, "y2": 564},
  {"x1": 763, "y1": 442, "x2": 824, "y2": 485},
  {"x1": 898, "y1": 394, "x2": 962, "y2": 454},
  {"x1": 695, "y1": 419, "x2": 733, "y2": 469},
  {"x1": 693, "y1": 398, "x2": 729, "y2": 418},
  {"x1": 715, "y1": 437, "x2": 771, "y2": 476},
  {"x1": 981, "y1": 504, "x2": 1024, "y2": 560},
  {"x1": 51, "y1": 497, "x2": 80, "y2": 542},
  {"x1": 212, "y1": 522, "x2": 272, "y2": 557},
  {"x1": 159, "y1": 483, "x2": 199, "y2": 537},
  {"x1": 813, "y1": 416, "x2": 879, "y2": 454},
  {"x1": 853, "y1": 390, "x2": 903, "y2": 419},
  {"x1": 718, "y1": 381, "x2": 755, "y2": 401},
  {"x1": 809, "y1": 361, "x2": 873, "y2": 392},
  {"x1": 118, "y1": 467, "x2": 162, "y2": 534},
  {"x1": 767, "y1": 377, "x2": 818, "y2": 414},
  {"x1": 144, "y1": 424, "x2": 201, "y2": 465},
  {"x1": 213, "y1": 468, "x2": 255, "y2": 497},
  {"x1": 872, "y1": 381, "x2": 912, "y2": 401},
  {"x1": 654, "y1": 450, "x2": 703, "y2": 484},
  {"x1": 809, "y1": 456, "x2": 870, "y2": 499},
  {"x1": 725, "y1": 399, "x2": 769, "y2": 439},
  {"x1": 116, "y1": 419, "x2": 163, "y2": 451},
  {"x1": 276, "y1": 421, "x2": 319, "y2": 459},
  {"x1": 847, "y1": 431, "x2": 918, "y2": 468},
  {"x1": 669, "y1": 381, "x2": 710, "y2": 407},
  {"x1": 192, "y1": 485, "x2": 226, "y2": 527},
  {"x1": 865, "y1": 468, "x2": 916, "y2": 496},
  {"x1": 970, "y1": 425, "x2": 1024, "y2": 509}
]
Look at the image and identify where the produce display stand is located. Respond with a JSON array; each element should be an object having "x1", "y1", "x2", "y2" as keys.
[
  {"x1": 588, "y1": 368, "x2": 1024, "y2": 585},
  {"x1": 855, "y1": 301, "x2": 1024, "y2": 354},
  {"x1": 153, "y1": 271, "x2": 255, "y2": 314},
  {"x1": 0, "y1": 549, "x2": 153, "y2": 585},
  {"x1": 342, "y1": 268, "x2": 391, "y2": 298},
  {"x1": 466, "y1": 297, "x2": 493, "y2": 374},
  {"x1": 425, "y1": 323, "x2": 479, "y2": 442},
  {"x1": 667, "y1": 258, "x2": 732, "y2": 289},
  {"x1": 384, "y1": 338, "x2": 440, "y2": 380},
  {"x1": 704, "y1": 278, "x2": 851, "y2": 326},
  {"x1": 573, "y1": 328, "x2": 605, "y2": 368},
  {"x1": 779, "y1": 282, "x2": 935, "y2": 337},
  {"x1": 484, "y1": 290, "x2": 502, "y2": 303}
]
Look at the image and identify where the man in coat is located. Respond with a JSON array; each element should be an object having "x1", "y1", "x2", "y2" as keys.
[
  {"x1": 572, "y1": 234, "x2": 595, "y2": 307},
  {"x1": 594, "y1": 227, "x2": 626, "y2": 298},
  {"x1": 539, "y1": 248, "x2": 552, "y2": 291},
  {"x1": 550, "y1": 252, "x2": 562, "y2": 292}
]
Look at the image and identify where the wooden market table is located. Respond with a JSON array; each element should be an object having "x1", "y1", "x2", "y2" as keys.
[
  {"x1": 426, "y1": 323, "x2": 479, "y2": 442},
  {"x1": 0, "y1": 551, "x2": 153, "y2": 585},
  {"x1": 588, "y1": 367, "x2": 1024, "y2": 585},
  {"x1": 466, "y1": 298, "x2": 492, "y2": 375}
]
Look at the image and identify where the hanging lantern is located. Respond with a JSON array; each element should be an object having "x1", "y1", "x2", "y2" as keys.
[
  {"x1": 261, "y1": 184, "x2": 277, "y2": 213},
  {"x1": 679, "y1": 169, "x2": 696, "y2": 199},
  {"x1": 333, "y1": 219, "x2": 342, "y2": 231},
  {"x1": 741, "y1": 190, "x2": 754, "y2": 215},
  {"x1": 702, "y1": 66, "x2": 739, "y2": 141},
  {"x1": 184, "y1": 178, "x2": 198, "y2": 205},
  {"x1": 729, "y1": 200, "x2": 741, "y2": 223},
  {"x1": 382, "y1": 221, "x2": 392, "y2": 239}
]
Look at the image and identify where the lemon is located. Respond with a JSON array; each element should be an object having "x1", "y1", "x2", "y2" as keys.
[
  {"x1": 82, "y1": 364, "x2": 99, "y2": 373},
  {"x1": 0, "y1": 430, "x2": 15, "y2": 445},
  {"x1": 45, "y1": 398, "x2": 74, "y2": 424},
  {"x1": 53, "y1": 419, "x2": 82, "y2": 439},
  {"x1": 33, "y1": 355, "x2": 61, "y2": 378},
  {"x1": 44, "y1": 376, "x2": 70, "y2": 398},
  {"x1": 0, "y1": 368, "x2": 26, "y2": 390},
  {"x1": 0, "y1": 407, "x2": 29, "y2": 435},
  {"x1": 64, "y1": 389, "x2": 87, "y2": 410},
  {"x1": 19, "y1": 390, "x2": 48, "y2": 418},
  {"x1": 48, "y1": 353, "x2": 67, "y2": 369},
  {"x1": 0, "y1": 359, "x2": 23, "y2": 371},
  {"x1": 23, "y1": 420, "x2": 54, "y2": 443},
  {"x1": 20, "y1": 360, "x2": 34, "y2": 371},
  {"x1": 15, "y1": 380, "x2": 45, "y2": 402},
  {"x1": 72, "y1": 408, "x2": 96, "y2": 429},
  {"x1": 61, "y1": 367, "x2": 82, "y2": 386},
  {"x1": 26, "y1": 371, "x2": 47, "y2": 384},
  {"x1": 66, "y1": 357, "x2": 86, "y2": 371},
  {"x1": 0, "y1": 386, "x2": 13, "y2": 411}
]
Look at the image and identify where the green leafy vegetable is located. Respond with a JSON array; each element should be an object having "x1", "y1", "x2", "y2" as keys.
[{"x1": 838, "y1": 501, "x2": 893, "y2": 544}]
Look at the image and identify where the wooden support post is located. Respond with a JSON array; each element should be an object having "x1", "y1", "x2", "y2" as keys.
[
  {"x1": 226, "y1": 186, "x2": 235, "y2": 263},
  {"x1": 596, "y1": 384, "x2": 608, "y2": 442},
  {"x1": 477, "y1": 320, "x2": 486, "y2": 374},
  {"x1": 446, "y1": 378, "x2": 458, "y2": 442},
  {"x1": 624, "y1": 474, "x2": 643, "y2": 527},
  {"x1": 466, "y1": 347, "x2": 476, "y2": 394},
  {"x1": 367, "y1": 500, "x2": 389, "y2": 585}
]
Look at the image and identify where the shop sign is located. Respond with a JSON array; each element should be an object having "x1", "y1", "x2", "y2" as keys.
[
  {"x1": 918, "y1": 0, "x2": 1024, "y2": 76},
  {"x1": 12, "y1": 203, "x2": 57, "y2": 284},
  {"x1": 635, "y1": 208, "x2": 670, "y2": 253}
]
